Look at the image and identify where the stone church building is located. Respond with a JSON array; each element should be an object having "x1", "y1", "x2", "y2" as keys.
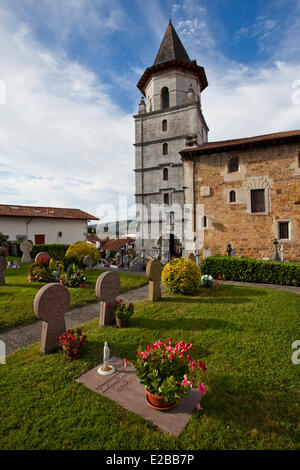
[{"x1": 134, "y1": 20, "x2": 300, "y2": 262}]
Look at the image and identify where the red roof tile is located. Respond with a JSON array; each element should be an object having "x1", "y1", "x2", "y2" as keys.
[
  {"x1": 0, "y1": 204, "x2": 98, "y2": 220},
  {"x1": 180, "y1": 129, "x2": 300, "y2": 156},
  {"x1": 100, "y1": 237, "x2": 135, "y2": 251}
]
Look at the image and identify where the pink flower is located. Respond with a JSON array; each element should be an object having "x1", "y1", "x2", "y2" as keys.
[
  {"x1": 190, "y1": 360, "x2": 196, "y2": 371},
  {"x1": 218, "y1": 275, "x2": 222, "y2": 280},
  {"x1": 195, "y1": 403, "x2": 203, "y2": 411},
  {"x1": 181, "y1": 374, "x2": 192, "y2": 387},
  {"x1": 199, "y1": 383, "x2": 206, "y2": 396},
  {"x1": 123, "y1": 358, "x2": 128, "y2": 368},
  {"x1": 169, "y1": 353, "x2": 173, "y2": 361}
]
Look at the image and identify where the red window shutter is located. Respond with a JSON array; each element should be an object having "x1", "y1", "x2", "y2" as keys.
[{"x1": 35, "y1": 234, "x2": 45, "y2": 244}]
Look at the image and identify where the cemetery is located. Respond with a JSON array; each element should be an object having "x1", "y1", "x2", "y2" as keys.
[{"x1": 0, "y1": 246, "x2": 299, "y2": 449}]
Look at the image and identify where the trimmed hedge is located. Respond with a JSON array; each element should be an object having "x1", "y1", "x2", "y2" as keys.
[
  {"x1": 201, "y1": 256, "x2": 300, "y2": 287},
  {"x1": 31, "y1": 244, "x2": 70, "y2": 260}
]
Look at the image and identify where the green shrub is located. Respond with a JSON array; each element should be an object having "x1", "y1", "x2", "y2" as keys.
[
  {"x1": 162, "y1": 257, "x2": 201, "y2": 295},
  {"x1": 201, "y1": 256, "x2": 300, "y2": 286},
  {"x1": 31, "y1": 244, "x2": 70, "y2": 259},
  {"x1": 63, "y1": 255, "x2": 80, "y2": 270},
  {"x1": 66, "y1": 242, "x2": 99, "y2": 265}
]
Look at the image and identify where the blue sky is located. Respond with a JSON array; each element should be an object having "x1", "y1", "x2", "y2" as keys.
[{"x1": 0, "y1": 0, "x2": 299, "y2": 220}]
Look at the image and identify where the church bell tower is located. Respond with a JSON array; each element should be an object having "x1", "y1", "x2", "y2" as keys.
[{"x1": 134, "y1": 19, "x2": 209, "y2": 262}]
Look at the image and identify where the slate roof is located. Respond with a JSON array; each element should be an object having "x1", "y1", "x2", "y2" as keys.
[
  {"x1": 180, "y1": 129, "x2": 300, "y2": 157},
  {"x1": 0, "y1": 204, "x2": 99, "y2": 220},
  {"x1": 153, "y1": 19, "x2": 191, "y2": 65},
  {"x1": 137, "y1": 20, "x2": 208, "y2": 95}
]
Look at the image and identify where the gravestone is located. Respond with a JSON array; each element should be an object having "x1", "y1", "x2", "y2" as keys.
[
  {"x1": 20, "y1": 240, "x2": 33, "y2": 263},
  {"x1": 83, "y1": 255, "x2": 94, "y2": 270},
  {"x1": 11, "y1": 243, "x2": 18, "y2": 257},
  {"x1": 33, "y1": 283, "x2": 70, "y2": 354},
  {"x1": 271, "y1": 238, "x2": 280, "y2": 262},
  {"x1": 146, "y1": 259, "x2": 161, "y2": 301},
  {"x1": 186, "y1": 253, "x2": 196, "y2": 263},
  {"x1": 95, "y1": 272, "x2": 120, "y2": 326},
  {"x1": 35, "y1": 252, "x2": 50, "y2": 263},
  {"x1": 0, "y1": 256, "x2": 7, "y2": 285},
  {"x1": 12, "y1": 259, "x2": 19, "y2": 268}
]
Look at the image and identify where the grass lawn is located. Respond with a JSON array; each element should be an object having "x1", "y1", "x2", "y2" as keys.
[
  {"x1": 0, "y1": 285, "x2": 299, "y2": 450},
  {"x1": 0, "y1": 262, "x2": 148, "y2": 332}
]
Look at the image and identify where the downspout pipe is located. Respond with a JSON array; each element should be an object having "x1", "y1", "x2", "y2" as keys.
[{"x1": 25, "y1": 218, "x2": 33, "y2": 241}]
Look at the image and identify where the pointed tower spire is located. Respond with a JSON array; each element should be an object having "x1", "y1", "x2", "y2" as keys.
[{"x1": 153, "y1": 20, "x2": 191, "y2": 65}]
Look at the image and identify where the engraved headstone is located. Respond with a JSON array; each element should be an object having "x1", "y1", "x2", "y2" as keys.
[
  {"x1": 12, "y1": 259, "x2": 19, "y2": 268},
  {"x1": 95, "y1": 272, "x2": 120, "y2": 326},
  {"x1": 186, "y1": 253, "x2": 196, "y2": 263},
  {"x1": 33, "y1": 283, "x2": 70, "y2": 354},
  {"x1": 0, "y1": 256, "x2": 7, "y2": 285},
  {"x1": 83, "y1": 255, "x2": 94, "y2": 270},
  {"x1": 20, "y1": 240, "x2": 33, "y2": 263},
  {"x1": 146, "y1": 259, "x2": 161, "y2": 301},
  {"x1": 35, "y1": 252, "x2": 50, "y2": 263}
]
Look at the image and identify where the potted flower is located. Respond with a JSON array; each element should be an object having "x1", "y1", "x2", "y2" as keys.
[
  {"x1": 125, "y1": 339, "x2": 207, "y2": 411},
  {"x1": 200, "y1": 274, "x2": 214, "y2": 287},
  {"x1": 58, "y1": 328, "x2": 88, "y2": 359},
  {"x1": 65, "y1": 263, "x2": 86, "y2": 288},
  {"x1": 111, "y1": 300, "x2": 134, "y2": 328}
]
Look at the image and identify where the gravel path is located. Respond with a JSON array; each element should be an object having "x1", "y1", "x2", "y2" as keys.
[
  {"x1": 1, "y1": 280, "x2": 299, "y2": 356},
  {"x1": 0, "y1": 284, "x2": 150, "y2": 355}
]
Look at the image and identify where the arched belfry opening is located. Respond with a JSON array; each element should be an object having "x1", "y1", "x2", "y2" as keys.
[{"x1": 161, "y1": 87, "x2": 169, "y2": 110}]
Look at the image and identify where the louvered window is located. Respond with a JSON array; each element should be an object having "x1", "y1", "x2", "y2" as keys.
[{"x1": 251, "y1": 189, "x2": 265, "y2": 213}]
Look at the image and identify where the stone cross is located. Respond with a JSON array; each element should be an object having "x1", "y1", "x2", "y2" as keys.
[
  {"x1": 186, "y1": 253, "x2": 196, "y2": 263},
  {"x1": 0, "y1": 256, "x2": 7, "y2": 285},
  {"x1": 271, "y1": 238, "x2": 280, "y2": 262},
  {"x1": 35, "y1": 252, "x2": 50, "y2": 263},
  {"x1": 83, "y1": 255, "x2": 94, "y2": 270},
  {"x1": 34, "y1": 283, "x2": 70, "y2": 354},
  {"x1": 20, "y1": 240, "x2": 33, "y2": 263},
  {"x1": 95, "y1": 272, "x2": 120, "y2": 326},
  {"x1": 146, "y1": 259, "x2": 161, "y2": 301}
]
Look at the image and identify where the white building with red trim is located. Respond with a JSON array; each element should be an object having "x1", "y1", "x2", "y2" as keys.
[{"x1": 0, "y1": 204, "x2": 98, "y2": 245}]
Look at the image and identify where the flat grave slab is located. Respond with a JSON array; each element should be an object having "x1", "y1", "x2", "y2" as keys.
[{"x1": 76, "y1": 356, "x2": 201, "y2": 436}]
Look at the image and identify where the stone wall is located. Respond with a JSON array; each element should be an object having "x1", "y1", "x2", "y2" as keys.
[{"x1": 188, "y1": 143, "x2": 300, "y2": 261}]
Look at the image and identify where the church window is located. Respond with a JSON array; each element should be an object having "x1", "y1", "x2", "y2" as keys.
[
  {"x1": 161, "y1": 87, "x2": 169, "y2": 109},
  {"x1": 163, "y1": 168, "x2": 168, "y2": 181},
  {"x1": 228, "y1": 156, "x2": 239, "y2": 173},
  {"x1": 162, "y1": 120, "x2": 167, "y2": 131},
  {"x1": 278, "y1": 221, "x2": 289, "y2": 239},
  {"x1": 202, "y1": 216, "x2": 207, "y2": 228},
  {"x1": 251, "y1": 189, "x2": 265, "y2": 213},
  {"x1": 229, "y1": 190, "x2": 236, "y2": 203},
  {"x1": 163, "y1": 143, "x2": 168, "y2": 155},
  {"x1": 164, "y1": 193, "x2": 169, "y2": 205}
]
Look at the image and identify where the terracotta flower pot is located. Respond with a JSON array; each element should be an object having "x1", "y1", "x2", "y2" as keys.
[
  {"x1": 116, "y1": 317, "x2": 130, "y2": 328},
  {"x1": 145, "y1": 389, "x2": 176, "y2": 411},
  {"x1": 80, "y1": 281, "x2": 87, "y2": 288}
]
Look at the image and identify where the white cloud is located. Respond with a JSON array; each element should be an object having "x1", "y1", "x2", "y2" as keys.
[{"x1": 0, "y1": 5, "x2": 134, "y2": 216}]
